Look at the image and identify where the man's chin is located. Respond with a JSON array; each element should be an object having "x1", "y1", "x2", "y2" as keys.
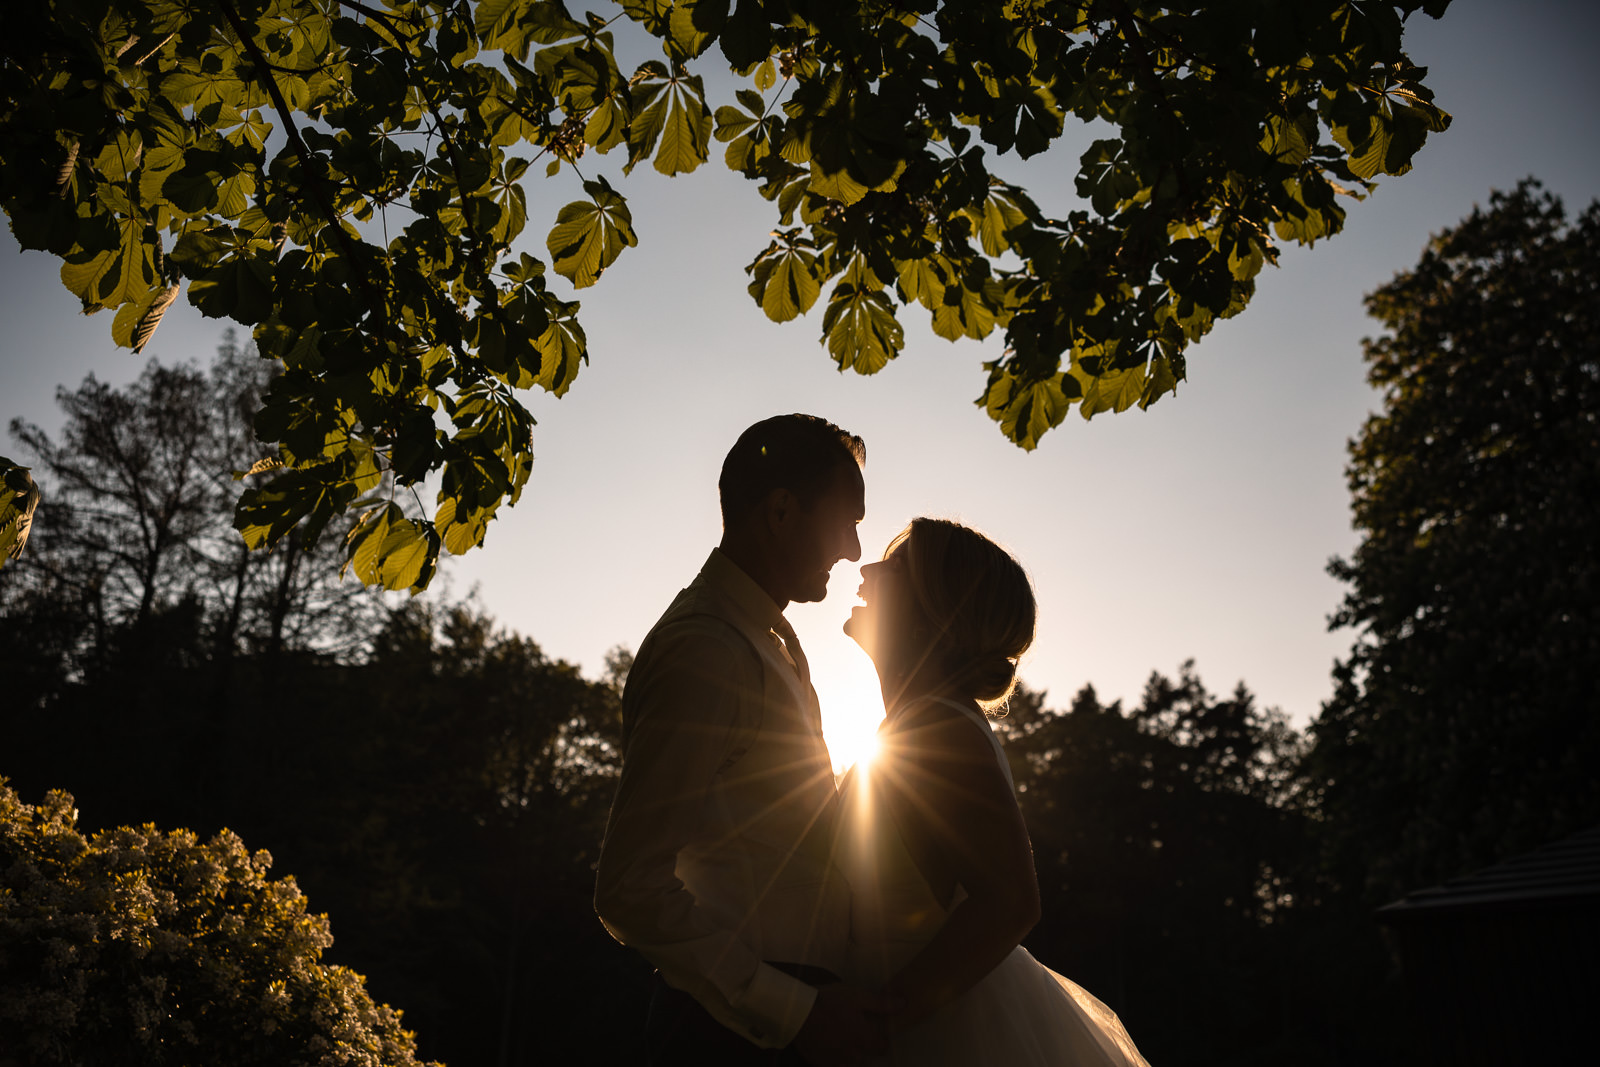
[{"x1": 791, "y1": 574, "x2": 830, "y2": 604}]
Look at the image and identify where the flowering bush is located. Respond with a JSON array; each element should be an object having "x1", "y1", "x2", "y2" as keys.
[{"x1": 0, "y1": 781, "x2": 434, "y2": 1066}]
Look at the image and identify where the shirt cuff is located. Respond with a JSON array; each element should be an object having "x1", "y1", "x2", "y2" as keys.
[{"x1": 736, "y1": 962, "x2": 820, "y2": 1049}]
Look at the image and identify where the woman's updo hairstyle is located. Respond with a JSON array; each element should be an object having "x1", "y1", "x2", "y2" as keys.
[{"x1": 885, "y1": 518, "x2": 1036, "y2": 713}]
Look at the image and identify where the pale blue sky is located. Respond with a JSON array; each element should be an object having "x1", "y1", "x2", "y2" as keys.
[{"x1": 3, "y1": 0, "x2": 1596, "y2": 761}]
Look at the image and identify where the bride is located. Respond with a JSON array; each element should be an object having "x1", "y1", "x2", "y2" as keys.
[{"x1": 839, "y1": 518, "x2": 1151, "y2": 1066}]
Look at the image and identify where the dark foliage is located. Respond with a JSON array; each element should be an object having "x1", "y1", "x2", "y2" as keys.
[
  {"x1": 0, "y1": 591, "x2": 643, "y2": 1065},
  {"x1": 1309, "y1": 181, "x2": 1600, "y2": 906},
  {"x1": 995, "y1": 670, "x2": 1336, "y2": 1065}
]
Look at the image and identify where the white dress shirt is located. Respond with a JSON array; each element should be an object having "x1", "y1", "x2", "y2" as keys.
[{"x1": 595, "y1": 549, "x2": 849, "y2": 1048}]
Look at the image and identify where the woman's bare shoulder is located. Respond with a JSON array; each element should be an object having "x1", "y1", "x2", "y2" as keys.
[{"x1": 884, "y1": 696, "x2": 997, "y2": 770}]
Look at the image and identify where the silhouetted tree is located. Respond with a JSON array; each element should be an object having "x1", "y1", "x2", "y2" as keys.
[
  {"x1": 3, "y1": 332, "x2": 386, "y2": 677},
  {"x1": 1308, "y1": 180, "x2": 1600, "y2": 906},
  {"x1": 10, "y1": 359, "x2": 214, "y2": 630},
  {"x1": 996, "y1": 666, "x2": 1312, "y2": 1065}
]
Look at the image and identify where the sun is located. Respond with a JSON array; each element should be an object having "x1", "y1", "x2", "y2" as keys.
[
  {"x1": 785, "y1": 578, "x2": 887, "y2": 775},
  {"x1": 814, "y1": 651, "x2": 886, "y2": 775},
  {"x1": 827, "y1": 713, "x2": 882, "y2": 775}
]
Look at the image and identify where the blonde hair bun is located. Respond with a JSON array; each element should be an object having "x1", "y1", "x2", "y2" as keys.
[{"x1": 886, "y1": 518, "x2": 1035, "y2": 713}]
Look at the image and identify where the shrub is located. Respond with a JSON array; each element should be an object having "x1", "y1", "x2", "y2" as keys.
[{"x1": 0, "y1": 781, "x2": 435, "y2": 1066}]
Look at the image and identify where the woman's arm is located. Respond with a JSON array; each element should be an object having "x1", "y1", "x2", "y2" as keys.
[{"x1": 874, "y1": 698, "x2": 1041, "y2": 1027}]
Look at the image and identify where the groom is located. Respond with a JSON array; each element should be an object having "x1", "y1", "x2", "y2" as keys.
[{"x1": 595, "y1": 414, "x2": 888, "y2": 1065}]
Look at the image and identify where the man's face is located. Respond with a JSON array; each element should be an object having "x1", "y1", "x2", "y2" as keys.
[{"x1": 776, "y1": 462, "x2": 865, "y2": 604}]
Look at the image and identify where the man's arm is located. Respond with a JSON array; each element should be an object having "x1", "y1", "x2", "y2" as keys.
[{"x1": 593, "y1": 622, "x2": 819, "y2": 1049}]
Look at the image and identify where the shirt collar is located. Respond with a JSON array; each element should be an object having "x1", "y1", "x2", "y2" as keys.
[{"x1": 699, "y1": 548, "x2": 787, "y2": 635}]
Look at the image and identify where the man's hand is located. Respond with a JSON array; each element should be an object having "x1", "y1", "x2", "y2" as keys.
[{"x1": 792, "y1": 984, "x2": 897, "y2": 1065}]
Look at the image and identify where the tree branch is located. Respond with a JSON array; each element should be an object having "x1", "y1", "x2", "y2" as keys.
[
  {"x1": 215, "y1": 0, "x2": 392, "y2": 339},
  {"x1": 332, "y1": 0, "x2": 421, "y2": 43},
  {"x1": 419, "y1": 93, "x2": 491, "y2": 255},
  {"x1": 1113, "y1": 2, "x2": 1196, "y2": 218}
]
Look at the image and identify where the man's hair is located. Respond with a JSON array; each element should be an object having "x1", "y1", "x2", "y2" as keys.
[{"x1": 719, "y1": 414, "x2": 865, "y2": 526}]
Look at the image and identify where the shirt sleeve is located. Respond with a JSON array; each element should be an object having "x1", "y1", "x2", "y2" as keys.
[{"x1": 593, "y1": 620, "x2": 818, "y2": 1049}]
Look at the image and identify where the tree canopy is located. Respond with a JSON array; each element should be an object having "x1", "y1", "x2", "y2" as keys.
[
  {"x1": 1, "y1": 0, "x2": 1452, "y2": 589},
  {"x1": 5, "y1": 332, "x2": 385, "y2": 667},
  {"x1": 1308, "y1": 180, "x2": 1600, "y2": 905}
]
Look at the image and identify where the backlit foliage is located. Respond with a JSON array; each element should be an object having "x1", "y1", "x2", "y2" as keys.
[
  {"x1": 0, "y1": 780, "x2": 434, "y2": 1065},
  {"x1": 0, "y1": 1, "x2": 1451, "y2": 587}
]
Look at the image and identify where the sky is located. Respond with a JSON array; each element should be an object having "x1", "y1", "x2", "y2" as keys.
[{"x1": 3, "y1": 0, "x2": 1597, "y2": 767}]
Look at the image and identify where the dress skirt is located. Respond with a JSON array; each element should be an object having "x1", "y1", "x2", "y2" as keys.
[{"x1": 876, "y1": 945, "x2": 1151, "y2": 1067}]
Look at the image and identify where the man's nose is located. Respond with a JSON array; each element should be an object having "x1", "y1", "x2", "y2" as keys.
[{"x1": 842, "y1": 526, "x2": 861, "y2": 563}]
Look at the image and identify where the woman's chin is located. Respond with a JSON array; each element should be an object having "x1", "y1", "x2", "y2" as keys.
[{"x1": 843, "y1": 608, "x2": 871, "y2": 652}]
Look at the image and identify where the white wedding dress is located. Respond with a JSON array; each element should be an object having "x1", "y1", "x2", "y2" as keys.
[{"x1": 837, "y1": 697, "x2": 1151, "y2": 1066}]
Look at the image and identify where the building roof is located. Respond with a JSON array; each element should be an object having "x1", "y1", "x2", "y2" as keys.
[{"x1": 1378, "y1": 823, "x2": 1600, "y2": 920}]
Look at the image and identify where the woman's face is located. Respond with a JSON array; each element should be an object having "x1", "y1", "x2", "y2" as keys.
[{"x1": 844, "y1": 545, "x2": 918, "y2": 671}]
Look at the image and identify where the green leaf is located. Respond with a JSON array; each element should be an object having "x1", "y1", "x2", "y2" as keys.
[
  {"x1": 524, "y1": 0, "x2": 586, "y2": 44},
  {"x1": 724, "y1": 128, "x2": 771, "y2": 172},
  {"x1": 897, "y1": 254, "x2": 949, "y2": 312},
  {"x1": 585, "y1": 94, "x2": 630, "y2": 154},
  {"x1": 188, "y1": 253, "x2": 274, "y2": 324},
  {"x1": 930, "y1": 280, "x2": 1000, "y2": 342},
  {"x1": 714, "y1": 104, "x2": 758, "y2": 143},
  {"x1": 808, "y1": 160, "x2": 869, "y2": 205},
  {"x1": 982, "y1": 371, "x2": 1078, "y2": 451},
  {"x1": 111, "y1": 283, "x2": 181, "y2": 352},
  {"x1": 59, "y1": 217, "x2": 153, "y2": 313},
  {"x1": 475, "y1": 0, "x2": 527, "y2": 50},
  {"x1": 978, "y1": 192, "x2": 1028, "y2": 256},
  {"x1": 546, "y1": 177, "x2": 637, "y2": 288},
  {"x1": 1079, "y1": 363, "x2": 1148, "y2": 419},
  {"x1": 1261, "y1": 114, "x2": 1311, "y2": 166},
  {"x1": 620, "y1": 0, "x2": 672, "y2": 36},
  {"x1": 624, "y1": 62, "x2": 672, "y2": 172},
  {"x1": 236, "y1": 457, "x2": 359, "y2": 552},
  {"x1": 0, "y1": 458, "x2": 35, "y2": 565},
  {"x1": 535, "y1": 40, "x2": 620, "y2": 111},
  {"x1": 489, "y1": 158, "x2": 529, "y2": 244},
  {"x1": 435, "y1": 494, "x2": 493, "y2": 555},
  {"x1": 345, "y1": 503, "x2": 439, "y2": 592},
  {"x1": 1346, "y1": 115, "x2": 1392, "y2": 181},
  {"x1": 163, "y1": 160, "x2": 222, "y2": 214},
  {"x1": 1138, "y1": 355, "x2": 1180, "y2": 410},
  {"x1": 169, "y1": 229, "x2": 229, "y2": 275},
  {"x1": 821, "y1": 284, "x2": 903, "y2": 374},
  {"x1": 721, "y1": 0, "x2": 772, "y2": 70},
  {"x1": 749, "y1": 243, "x2": 821, "y2": 322},
  {"x1": 668, "y1": 0, "x2": 727, "y2": 60},
  {"x1": 654, "y1": 77, "x2": 713, "y2": 175},
  {"x1": 534, "y1": 298, "x2": 587, "y2": 395}
]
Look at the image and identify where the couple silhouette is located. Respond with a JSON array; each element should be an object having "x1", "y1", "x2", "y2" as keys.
[{"x1": 595, "y1": 414, "x2": 1149, "y2": 1066}]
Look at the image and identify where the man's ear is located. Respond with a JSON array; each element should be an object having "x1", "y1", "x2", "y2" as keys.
[{"x1": 763, "y1": 487, "x2": 799, "y2": 534}]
